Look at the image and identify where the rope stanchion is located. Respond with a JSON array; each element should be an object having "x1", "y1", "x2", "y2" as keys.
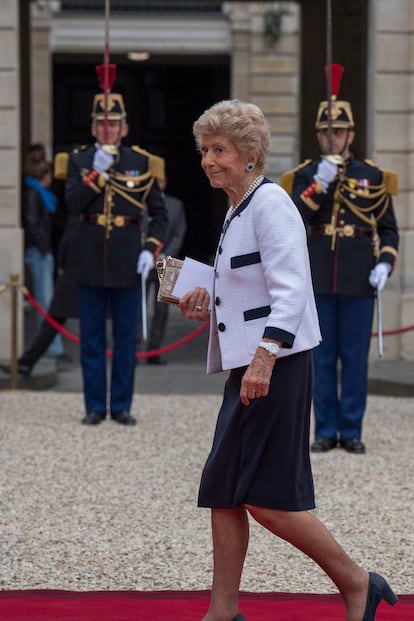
[
  {"x1": 0, "y1": 274, "x2": 24, "y2": 390},
  {"x1": 10, "y1": 274, "x2": 19, "y2": 390}
]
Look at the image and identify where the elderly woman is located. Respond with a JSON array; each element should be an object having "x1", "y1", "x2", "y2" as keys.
[{"x1": 178, "y1": 100, "x2": 397, "y2": 621}]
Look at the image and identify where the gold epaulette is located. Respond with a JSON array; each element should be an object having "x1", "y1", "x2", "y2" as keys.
[
  {"x1": 54, "y1": 152, "x2": 69, "y2": 180},
  {"x1": 364, "y1": 159, "x2": 398, "y2": 196},
  {"x1": 54, "y1": 145, "x2": 88, "y2": 180},
  {"x1": 131, "y1": 145, "x2": 166, "y2": 183},
  {"x1": 279, "y1": 159, "x2": 312, "y2": 195},
  {"x1": 382, "y1": 169, "x2": 398, "y2": 196},
  {"x1": 149, "y1": 154, "x2": 165, "y2": 183}
]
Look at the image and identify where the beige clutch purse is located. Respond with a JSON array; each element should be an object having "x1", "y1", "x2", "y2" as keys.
[{"x1": 156, "y1": 256, "x2": 183, "y2": 305}]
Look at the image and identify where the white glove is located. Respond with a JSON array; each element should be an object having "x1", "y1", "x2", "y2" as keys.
[
  {"x1": 93, "y1": 148, "x2": 114, "y2": 173},
  {"x1": 314, "y1": 159, "x2": 338, "y2": 191},
  {"x1": 137, "y1": 249, "x2": 154, "y2": 281},
  {"x1": 369, "y1": 262, "x2": 391, "y2": 291}
]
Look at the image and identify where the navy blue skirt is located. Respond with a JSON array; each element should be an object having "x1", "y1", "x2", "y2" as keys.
[{"x1": 198, "y1": 350, "x2": 315, "y2": 511}]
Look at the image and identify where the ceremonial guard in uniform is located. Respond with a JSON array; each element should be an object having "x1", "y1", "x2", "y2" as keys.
[
  {"x1": 280, "y1": 67, "x2": 399, "y2": 453},
  {"x1": 66, "y1": 93, "x2": 168, "y2": 425}
]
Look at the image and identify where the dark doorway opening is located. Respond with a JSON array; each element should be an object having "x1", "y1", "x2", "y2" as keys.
[
  {"x1": 300, "y1": 0, "x2": 368, "y2": 161},
  {"x1": 53, "y1": 55, "x2": 230, "y2": 262}
]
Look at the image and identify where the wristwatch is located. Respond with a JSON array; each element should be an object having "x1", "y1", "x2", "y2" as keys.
[{"x1": 259, "y1": 341, "x2": 280, "y2": 357}]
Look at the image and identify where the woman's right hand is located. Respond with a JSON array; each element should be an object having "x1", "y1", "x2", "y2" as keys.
[{"x1": 178, "y1": 287, "x2": 210, "y2": 322}]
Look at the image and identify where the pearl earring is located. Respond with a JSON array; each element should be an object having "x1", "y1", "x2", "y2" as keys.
[{"x1": 246, "y1": 162, "x2": 255, "y2": 172}]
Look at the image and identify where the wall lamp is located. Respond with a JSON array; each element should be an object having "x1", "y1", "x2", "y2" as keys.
[
  {"x1": 127, "y1": 52, "x2": 150, "y2": 62},
  {"x1": 264, "y1": 4, "x2": 289, "y2": 45}
]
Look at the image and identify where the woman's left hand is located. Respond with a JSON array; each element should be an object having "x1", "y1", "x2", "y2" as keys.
[
  {"x1": 178, "y1": 287, "x2": 210, "y2": 322},
  {"x1": 240, "y1": 348, "x2": 276, "y2": 406}
]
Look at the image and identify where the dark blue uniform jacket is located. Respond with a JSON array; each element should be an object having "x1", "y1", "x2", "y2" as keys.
[
  {"x1": 66, "y1": 144, "x2": 168, "y2": 288},
  {"x1": 281, "y1": 157, "x2": 399, "y2": 297}
]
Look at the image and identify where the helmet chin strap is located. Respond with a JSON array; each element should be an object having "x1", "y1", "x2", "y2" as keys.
[{"x1": 338, "y1": 132, "x2": 351, "y2": 159}]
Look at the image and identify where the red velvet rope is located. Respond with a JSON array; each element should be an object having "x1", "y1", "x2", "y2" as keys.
[
  {"x1": 21, "y1": 288, "x2": 209, "y2": 359},
  {"x1": 20, "y1": 288, "x2": 414, "y2": 357},
  {"x1": 371, "y1": 325, "x2": 414, "y2": 336}
]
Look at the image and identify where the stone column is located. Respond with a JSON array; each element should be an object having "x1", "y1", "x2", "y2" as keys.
[
  {"x1": 369, "y1": 0, "x2": 414, "y2": 360},
  {"x1": 30, "y1": 3, "x2": 53, "y2": 158},
  {"x1": 0, "y1": 0, "x2": 23, "y2": 360},
  {"x1": 224, "y1": 1, "x2": 300, "y2": 182}
]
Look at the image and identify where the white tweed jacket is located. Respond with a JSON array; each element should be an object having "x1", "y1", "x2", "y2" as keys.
[{"x1": 207, "y1": 180, "x2": 321, "y2": 374}]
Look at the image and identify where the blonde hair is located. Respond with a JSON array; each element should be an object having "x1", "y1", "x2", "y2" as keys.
[{"x1": 193, "y1": 99, "x2": 270, "y2": 174}]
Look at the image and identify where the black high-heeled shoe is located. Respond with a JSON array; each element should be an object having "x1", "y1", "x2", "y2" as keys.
[{"x1": 362, "y1": 572, "x2": 398, "y2": 620}]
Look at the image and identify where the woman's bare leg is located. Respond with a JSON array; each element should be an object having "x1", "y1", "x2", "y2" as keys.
[
  {"x1": 245, "y1": 505, "x2": 369, "y2": 621},
  {"x1": 202, "y1": 507, "x2": 249, "y2": 621}
]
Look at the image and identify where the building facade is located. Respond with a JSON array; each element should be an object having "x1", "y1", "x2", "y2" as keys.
[{"x1": 1, "y1": 0, "x2": 413, "y2": 360}]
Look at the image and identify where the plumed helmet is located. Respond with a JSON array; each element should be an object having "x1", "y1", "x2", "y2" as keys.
[
  {"x1": 91, "y1": 93, "x2": 126, "y2": 121},
  {"x1": 315, "y1": 64, "x2": 354, "y2": 130}
]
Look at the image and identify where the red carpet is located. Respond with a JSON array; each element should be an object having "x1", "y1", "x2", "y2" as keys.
[{"x1": 0, "y1": 590, "x2": 411, "y2": 620}]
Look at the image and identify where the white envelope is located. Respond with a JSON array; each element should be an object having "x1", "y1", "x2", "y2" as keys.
[{"x1": 172, "y1": 257, "x2": 214, "y2": 309}]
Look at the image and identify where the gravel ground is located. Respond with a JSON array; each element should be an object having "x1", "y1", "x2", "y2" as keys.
[{"x1": 0, "y1": 391, "x2": 412, "y2": 594}]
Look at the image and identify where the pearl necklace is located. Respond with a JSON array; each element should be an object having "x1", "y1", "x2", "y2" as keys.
[{"x1": 228, "y1": 175, "x2": 264, "y2": 219}]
